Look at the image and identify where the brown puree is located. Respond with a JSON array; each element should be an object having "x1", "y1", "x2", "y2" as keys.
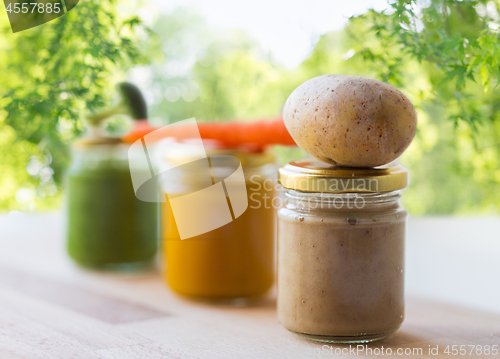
[{"x1": 277, "y1": 192, "x2": 406, "y2": 342}]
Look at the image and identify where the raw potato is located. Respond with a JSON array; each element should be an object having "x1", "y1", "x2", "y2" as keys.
[{"x1": 283, "y1": 74, "x2": 417, "y2": 167}]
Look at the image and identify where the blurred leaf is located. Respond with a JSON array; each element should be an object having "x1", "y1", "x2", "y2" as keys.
[{"x1": 0, "y1": 0, "x2": 150, "y2": 211}]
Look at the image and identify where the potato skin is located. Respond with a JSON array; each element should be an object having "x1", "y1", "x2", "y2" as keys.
[{"x1": 283, "y1": 74, "x2": 417, "y2": 167}]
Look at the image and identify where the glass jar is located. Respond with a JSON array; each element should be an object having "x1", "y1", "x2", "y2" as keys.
[
  {"x1": 277, "y1": 159, "x2": 408, "y2": 343},
  {"x1": 160, "y1": 142, "x2": 277, "y2": 302},
  {"x1": 66, "y1": 138, "x2": 158, "y2": 269}
]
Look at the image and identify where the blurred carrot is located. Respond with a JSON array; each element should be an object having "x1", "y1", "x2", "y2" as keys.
[{"x1": 122, "y1": 117, "x2": 296, "y2": 149}]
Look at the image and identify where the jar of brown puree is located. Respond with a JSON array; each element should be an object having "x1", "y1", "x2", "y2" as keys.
[{"x1": 277, "y1": 159, "x2": 408, "y2": 343}]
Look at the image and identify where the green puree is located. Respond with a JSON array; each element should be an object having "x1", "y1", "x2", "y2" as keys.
[{"x1": 67, "y1": 165, "x2": 158, "y2": 269}]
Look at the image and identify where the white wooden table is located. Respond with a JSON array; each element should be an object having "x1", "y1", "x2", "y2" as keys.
[{"x1": 0, "y1": 214, "x2": 499, "y2": 358}]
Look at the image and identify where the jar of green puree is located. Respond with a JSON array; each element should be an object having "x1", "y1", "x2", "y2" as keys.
[{"x1": 66, "y1": 82, "x2": 158, "y2": 270}]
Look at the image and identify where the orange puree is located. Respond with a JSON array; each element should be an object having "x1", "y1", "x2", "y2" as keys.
[{"x1": 162, "y1": 177, "x2": 276, "y2": 299}]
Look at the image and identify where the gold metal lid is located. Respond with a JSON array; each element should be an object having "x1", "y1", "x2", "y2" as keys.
[
  {"x1": 162, "y1": 140, "x2": 276, "y2": 168},
  {"x1": 278, "y1": 158, "x2": 408, "y2": 193},
  {"x1": 73, "y1": 137, "x2": 123, "y2": 147},
  {"x1": 207, "y1": 148, "x2": 276, "y2": 168}
]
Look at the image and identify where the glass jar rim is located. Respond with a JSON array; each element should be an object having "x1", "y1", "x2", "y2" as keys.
[{"x1": 285, "y1": 188, "x2": 402, "y2": 204}]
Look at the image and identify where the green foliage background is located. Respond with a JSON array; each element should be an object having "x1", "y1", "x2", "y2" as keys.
[
  {"x1": 1, "y1": 0, "x2": 500, "y2": 215},
  {"x1": 0, "y1": 0, "x2": 148, "y2": 210}
]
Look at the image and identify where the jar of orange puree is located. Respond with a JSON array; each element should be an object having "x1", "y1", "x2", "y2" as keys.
[{"x1": 160, "y1": 140, "x2": 276, "y2": 302}]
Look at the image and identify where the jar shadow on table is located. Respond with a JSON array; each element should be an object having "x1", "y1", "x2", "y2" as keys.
[
  {"x1": 70, "y1": 257, "x2": 162, "y2": 280},
  {"x1": 296, "y1": 330, "x2": 427, "y2": 351},
  {"x1": 170, "y1": 291, "x2": 278, "y2": 309},
  {"x1": 71, "y1": 259, "x2": 159, "y2": 273}
]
